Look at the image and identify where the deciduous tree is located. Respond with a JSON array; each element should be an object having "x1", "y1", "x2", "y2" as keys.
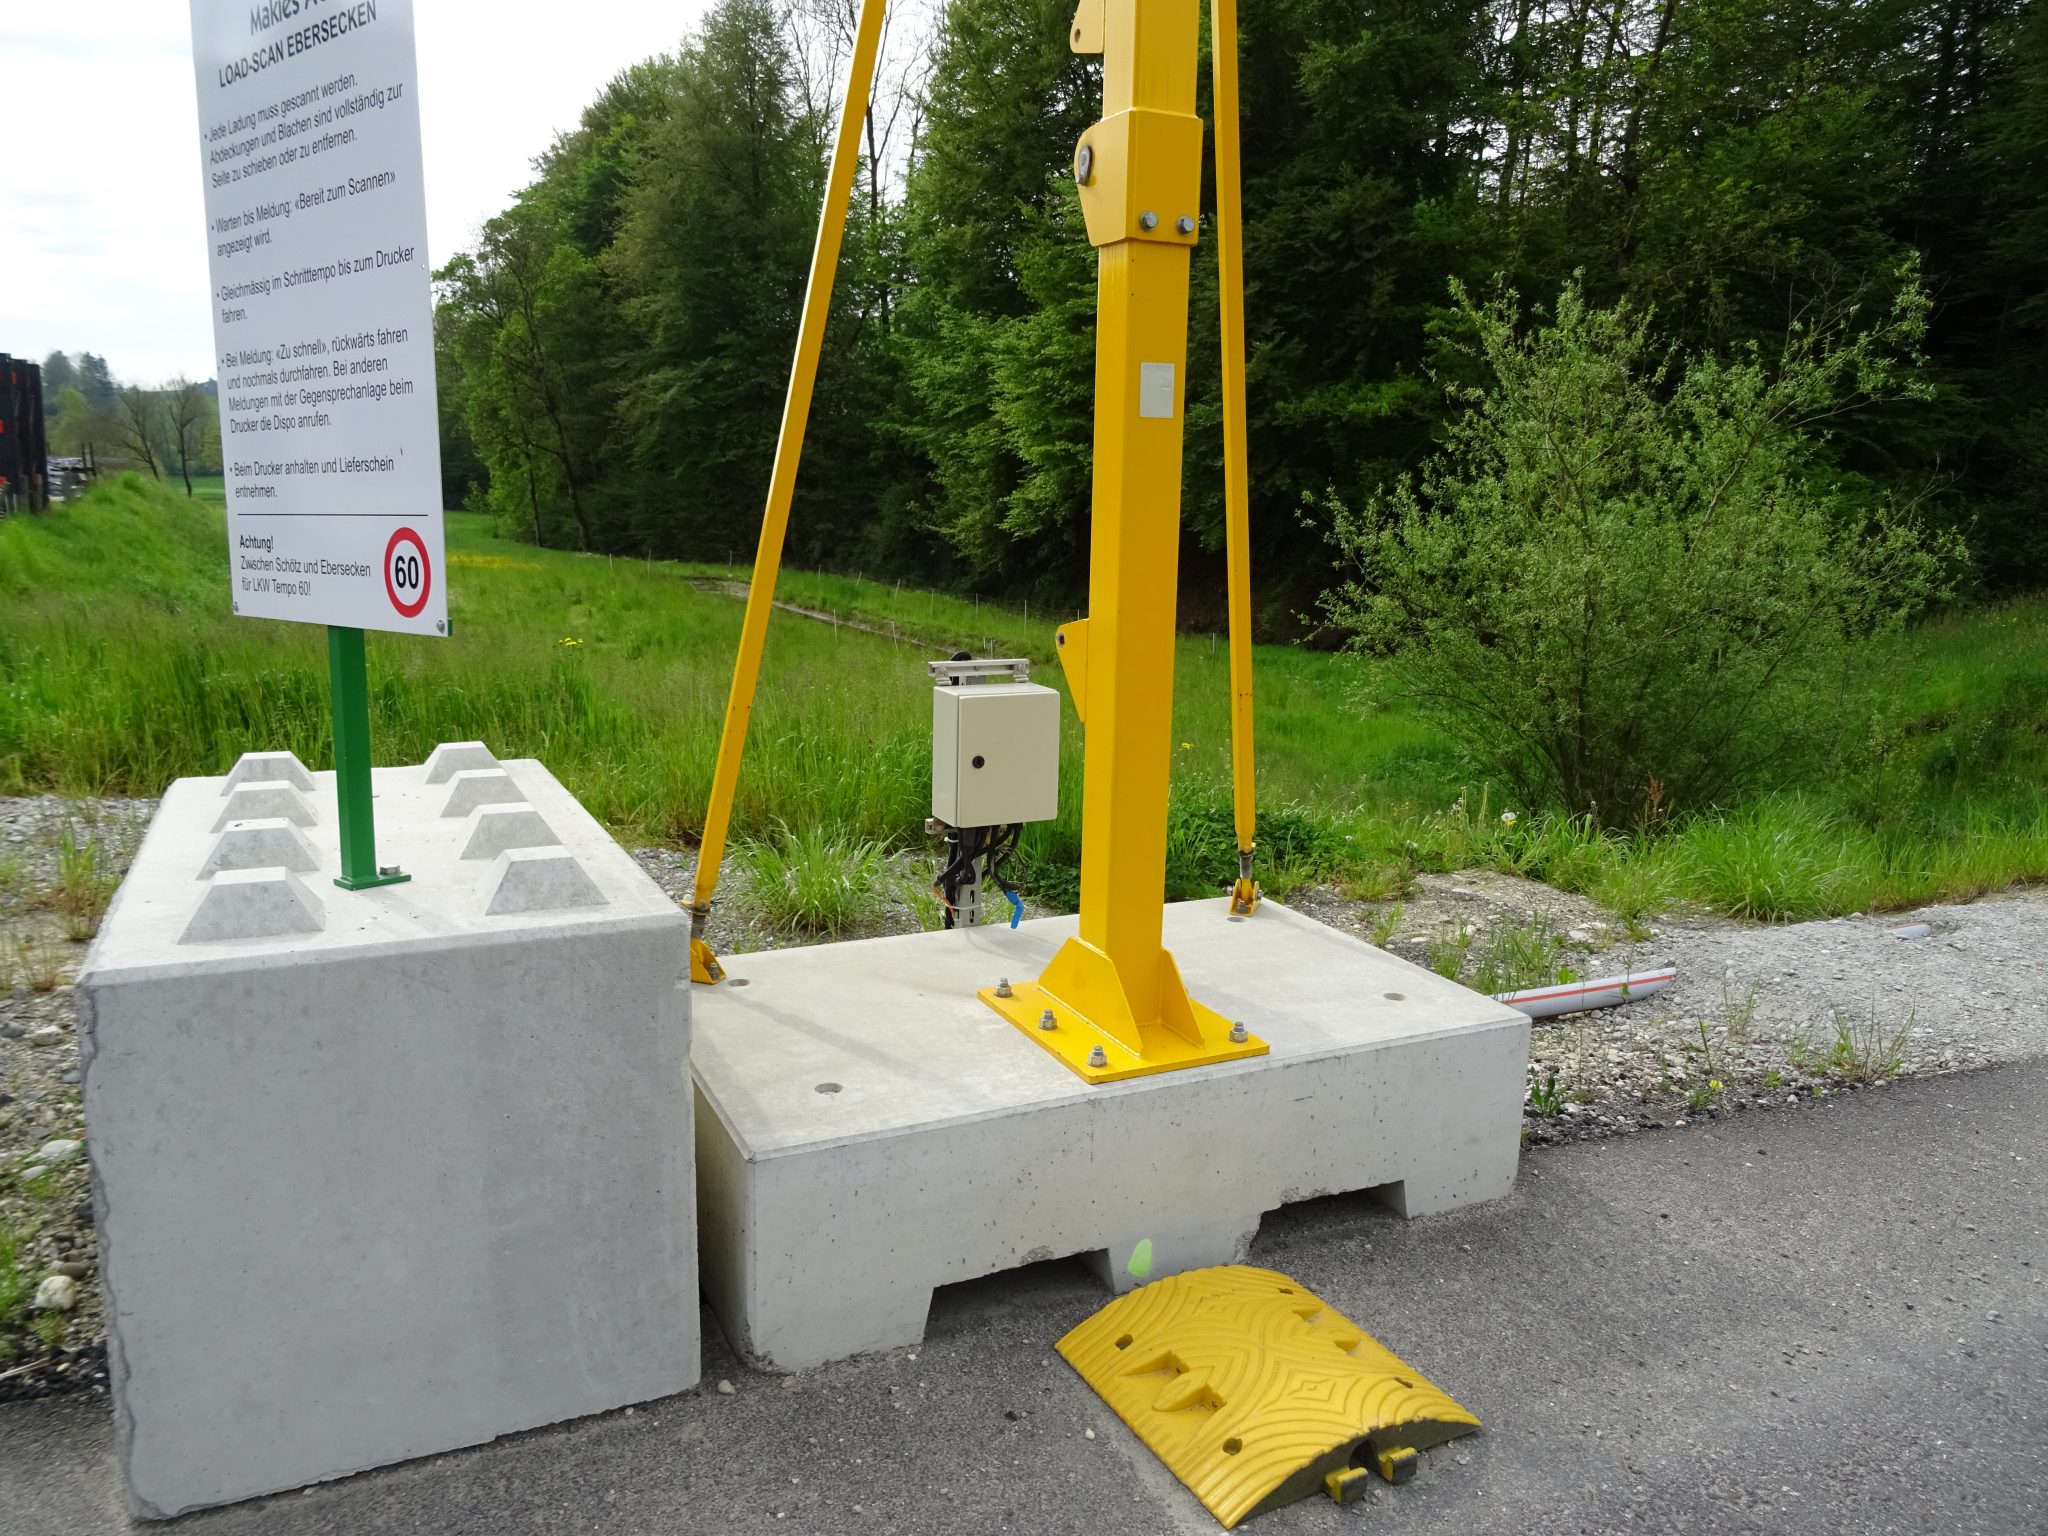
[{"x1": 1322, "y1": 274, "x2": 1960, "y2": 816}]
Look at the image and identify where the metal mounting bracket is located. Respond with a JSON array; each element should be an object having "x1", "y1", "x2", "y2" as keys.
[{"x1": 928, "y1": 657, "x2": 1031, "y2": 684}]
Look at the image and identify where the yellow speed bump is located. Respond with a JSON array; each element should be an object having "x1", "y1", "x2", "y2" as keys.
[{"x1": 1057, "y1": 1266, "x2": 1478, "y2": 1528}]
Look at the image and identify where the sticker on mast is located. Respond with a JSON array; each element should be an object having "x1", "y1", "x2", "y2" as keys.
[
  {"x1": 188, "y1": 0, "x2": 447, "y2": 637},
  {"x1": 384, "y1": 528, "x2": 432, "y2": 618}
]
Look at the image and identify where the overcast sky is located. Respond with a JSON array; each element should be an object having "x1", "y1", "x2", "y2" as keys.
[{"x1": 2, "y1": 2, "x2": 714, "y2": 386}]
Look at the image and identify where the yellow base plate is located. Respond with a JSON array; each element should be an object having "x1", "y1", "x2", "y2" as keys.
[
  {"x1": 1058, "y1": 1265, "x2": 1479, "y2": 1528},
  {"x1": 980, "y1": 934, "x2": 1267, "y2": 1082},
  {"x1": 985, "y1": 980, "x2": 1267, "y2": 1082}
]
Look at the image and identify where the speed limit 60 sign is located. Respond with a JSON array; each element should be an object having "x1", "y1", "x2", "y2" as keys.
[{"x1": 384, "y1": 528, "x2": 433, "y2": 619}]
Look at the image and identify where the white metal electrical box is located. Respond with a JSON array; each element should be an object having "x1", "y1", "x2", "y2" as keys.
[{"x1": 932, "y1": 682, "x2": 1061, "y2": 827}]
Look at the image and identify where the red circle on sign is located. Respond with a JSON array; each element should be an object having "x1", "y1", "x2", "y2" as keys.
[{"x1": 383, "y1": 527, "x2": 432, "y2": 618}]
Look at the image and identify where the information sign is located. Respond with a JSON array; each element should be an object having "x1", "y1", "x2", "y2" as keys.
[{"x1": 188, "y1": 0, "x2": 446, "y2": 637}]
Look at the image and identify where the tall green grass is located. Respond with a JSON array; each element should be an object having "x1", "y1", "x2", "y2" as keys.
[
  {"x1": 3, "y1": 476, "x2": 2043, "y2": 921},
  {"x1": 738, "y1": 823, "x2": 890, "y2": 936},
  {"x1": 0, "y1": 479, "x2": 1455, "y2": 853}
]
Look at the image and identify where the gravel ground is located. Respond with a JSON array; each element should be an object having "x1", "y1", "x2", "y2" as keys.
[
  {"x1": 4, "y1": 793, "x2": 2043, "y2": 1406},
  {"x1": 1295, "y1": 869, "x2": 2044, "y2": 1146},
  {"x1": 0, "y1": 799, "x2": 145, "y2": 1403}
]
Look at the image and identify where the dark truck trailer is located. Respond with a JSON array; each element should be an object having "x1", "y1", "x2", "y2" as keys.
[{"x1": 0, "y1": 353, "x2": 49, "y2": 513}]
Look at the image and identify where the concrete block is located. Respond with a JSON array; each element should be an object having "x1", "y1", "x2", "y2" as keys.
[
  {"x1": 459, "y1": 803, "x2": 560, "y2": 860},
  {"x1": 198, "y1": 817, "x2": 320, "y2": 877},
  {"x1": 693, "y1": 900, "x2": 1527, "y2": 1372},
  {"x1": 78, "y1": 758, "x2": 695, "y2": 1518},
  {"x1": 439, "y1": 767, "x2": 527, "y2": 818},
  {"x1": 481, "y1": 846, "x2": 605, "y2": 915},
  {"x1": 422, "y1": 740, "x2": 501, "y2": 784},
  {"x1": 180, "y1": 867, "x2": 325, "y2": 944},
  {"x1": 211, "y1": 780, "x2": 315, "y2": 832},
  {"x1": 221, "y1": 750, "x2": 316, "y2": 795}
]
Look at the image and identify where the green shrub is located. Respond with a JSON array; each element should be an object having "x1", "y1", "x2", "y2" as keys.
[
  {"x1": 738, "y1": 823, "x2": 888, "y2": 936},
  {"x1": 54, "y1": 825, "x2": 122, "y2": 942},
  {"x1": 1467, "y1": 912, "x2": 1573, "y2": 996},
  {"x1": 0, "y1": 1215, "x2": 30, "y2": 1345},
  {"x1": 1161, "y1": 783, "x2": 1346, "y2": 902},
  {"x1": 1583, "y1": 845, "x2": 1682, "y2": 926},
  {"x1": 1677, "y1": 801, "x2": 1853, "y2": 920},
  {"x1": 1425, "y1": 920, "x2": 1474, "y2": 979},
  {"x1": 1322, "y1": 272, "x2": 1960, "y2": 819}
]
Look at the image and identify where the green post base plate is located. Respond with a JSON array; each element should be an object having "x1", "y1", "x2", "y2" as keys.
[{"x1": 334, "y1": 870, "x2": 412, "y2": 891}]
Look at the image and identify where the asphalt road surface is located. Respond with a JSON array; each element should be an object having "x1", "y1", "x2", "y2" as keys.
[{"x1": 4, "y1": 1061, "x2": 2042, "y2": 1536}]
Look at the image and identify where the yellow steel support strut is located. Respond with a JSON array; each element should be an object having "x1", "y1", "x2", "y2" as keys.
[
  {"x1": 686, "y1": 0, "x2": 889, "y2": 986},
  {"x1": 1212, "y1": 0, "x2": 1260, "y2": 919},
  {"x1": 982, "y1": 0, "x2": 1268, "y2": 1082}
]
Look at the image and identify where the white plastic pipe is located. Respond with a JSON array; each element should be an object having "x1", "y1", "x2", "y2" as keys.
[{"x1": 1493, "y1": 967, "x2": 1677, "y2": 1020}]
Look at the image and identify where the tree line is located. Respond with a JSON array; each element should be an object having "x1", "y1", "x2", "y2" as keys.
[
  {"x1": 435, "y1": 0, "x2": 2047, "y2": 623},
  {"x1": 38, "y1": 350, "x2": 223, "y2": 497}
]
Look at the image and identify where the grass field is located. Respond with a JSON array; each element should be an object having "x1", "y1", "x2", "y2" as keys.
[
  {"x1": 2, "y1": 475, "x2": 2044, "y2": 920},
  {"x1": 182, "y1": 473, "x2": 226, "y2": 503}
]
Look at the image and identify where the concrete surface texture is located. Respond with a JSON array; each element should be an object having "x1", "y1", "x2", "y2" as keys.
[
  {"x1": 459, "y1": 803, "x2": 560, "y2": 861},
  {"x1": 74, "y1": 751, "x2": 697, "y2": 1518},
  {"x1": 195, "y1": 818, "x2": 320, "y2": 877},
  {"x1": 694, "y1": 900, "x2": 1529, "y2": 1371},
  {"x1": 219, "y1": 752, "x2": 316, "y2": 795},
  {"x1": 422, "y1": 741, "x2": 502, "y2": 784},
  {"x1": 4, "y1": 1059, "x2": 2039, "y2": 1535},
  {"x1": 481, "y1": 845, "x2": 607, "y2": 914},
  {"x1": 177, "y1": 865, "x2": 324, "y2": 943},
  {"x1": 209, "y1": 781, "x2": 314, "y2": 833},
  {"x1": 439, "y1": 767, "x2": 527, "y2": 818}
]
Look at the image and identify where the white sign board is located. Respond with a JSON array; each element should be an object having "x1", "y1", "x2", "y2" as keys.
[{"x1": 188, "y1": 0, "x2": 446, "y2": 636}]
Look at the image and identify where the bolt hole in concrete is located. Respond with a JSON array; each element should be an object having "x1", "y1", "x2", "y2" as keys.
[
  {"x1": 1223, "y1": 1437, "x2": 1243, "y2": 1456},
  {"x1": 815, "y1": 1082, "x2": 843, "y2": 1094},
  {"x1": 728, "y1": 978, "x2": 750, "y2": 988},
  {"x1": 1383, "y1": 991, "x2": 1404, "y2": 1001}
]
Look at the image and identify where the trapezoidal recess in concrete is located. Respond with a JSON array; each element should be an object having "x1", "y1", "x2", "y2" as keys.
[{"x1": 693, "y1": 899, "x2": 1528, "y2": 1372}]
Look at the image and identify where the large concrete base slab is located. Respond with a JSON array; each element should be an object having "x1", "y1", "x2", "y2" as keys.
[{"x1": 693, "y1": 899, "x2": 1528, "y2": 1372}]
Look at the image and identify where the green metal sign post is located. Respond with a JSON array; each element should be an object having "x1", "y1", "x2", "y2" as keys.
[{"x1": 327, "y1": 626, "x2": 410, "y2": 891}]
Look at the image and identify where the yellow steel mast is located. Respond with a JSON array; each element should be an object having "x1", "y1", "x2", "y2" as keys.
[
  {"x1": 985, "y1": 0, "x2": 1267, "y2": 1081},
  {"x1": 687, "y1": 0, "x2": 890, "y2": 985}
]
